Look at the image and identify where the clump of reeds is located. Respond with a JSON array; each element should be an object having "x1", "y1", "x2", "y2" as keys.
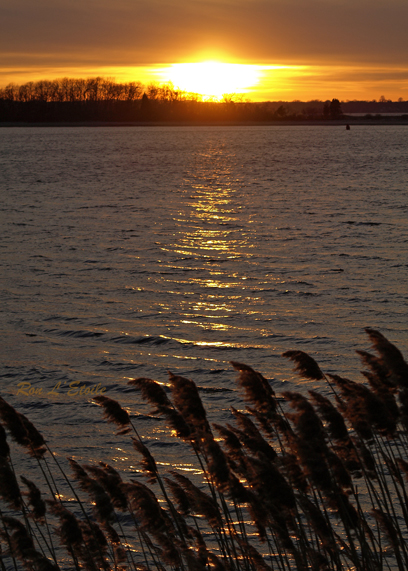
[{"x1": 1, "y1": 329, "x2": 408, "y2": 571}]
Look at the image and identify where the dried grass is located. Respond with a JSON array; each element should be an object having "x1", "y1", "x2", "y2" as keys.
[{"x1": 1, "y1": 329, "x2": 408, "y2": 570}]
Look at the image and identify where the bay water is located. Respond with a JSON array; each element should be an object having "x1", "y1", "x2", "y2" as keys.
[{"x1": 0, "y1": 124, "x2": 407, "y2": 496}]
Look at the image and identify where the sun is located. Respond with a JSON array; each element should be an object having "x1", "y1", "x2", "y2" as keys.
[{"x1": 163, "y1": 61, "x2": 260, "y2": 99}]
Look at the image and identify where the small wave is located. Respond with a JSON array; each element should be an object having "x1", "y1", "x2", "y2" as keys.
[
  {"x1": 362, "y1": 222, "x2": 382, "y2": 226},
  {"x1": 174, "y1": 256, "x2": 194, "y2": 261},
  {"x1": 343, "y1": 221, "x2": 383, "y2": 226},
  {"x1": 112, "y1": 335, "x2": 169, "y2": 346},
  {"x1": 299, "y1": 336, "x2": 331, "y2": 344},
  {"x1": 16, "y1": 400, "x2": 54, "y2": 410},
  {"x1": 43, "y1": 315, "x2": 81, "y2": 322},
  {"x1": 132, "y1": 413, "x2": 163, "y2": 421},
  {"x1": 264, "y1": 333, "x2": 289, "y2": 339},
  {"x1": 298, "y1": 292, "x2": 319, "y2": 297},
  {"x1": 277, "y1": 288, "x2": 320, "y2": 297},
  {"x1": 98, "y1": 360, "x2": 142, "y2": 371},
  {"x1": 149, "y1": 440, "x2": 182, "y2": 448},
  {"x1": 44, "y1": 328, "x2": 105, "y2": 339},
  {"x1": 197, "y1": 386, "x2": 233, "y2": 393},
  {"x1": 173, "y1": 337, "x2": 243, "y2": 350}
]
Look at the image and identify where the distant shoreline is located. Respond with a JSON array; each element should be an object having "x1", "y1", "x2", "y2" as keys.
[{"x1": 2, "y1": 118, "x2": 408, "y2": 127}]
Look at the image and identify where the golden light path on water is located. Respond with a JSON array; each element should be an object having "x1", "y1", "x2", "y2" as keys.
[
  {"x1": 144, "y1": 174, "x2": 267, "y2": 472},
  {"x1": 162, "y1": 182, "x2": 248, "y2": 341},
  {"x1": 148, "y1": 170, "x2": 273, "y2": 363}
]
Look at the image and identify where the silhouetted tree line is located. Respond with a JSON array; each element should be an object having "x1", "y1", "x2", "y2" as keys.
[
  {"x1": 1, "y1": 77, "x2": 408, "y2": 123},
  {"x1": 0, "y1": 77, "x2": 197, "y2": 122},
  {"x1": 0, "y1": 77, "x2": 177, "y2": 103}
]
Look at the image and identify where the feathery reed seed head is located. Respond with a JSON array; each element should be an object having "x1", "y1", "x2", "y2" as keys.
[
  {"x1": 281, "y1": 350, "x2": 324, "y2": 380},
  {"x1": 171, "y1": 472, "x2": 222, "y2": 529},
  {"x1": 132, "y1": 438, "x2": 158, "y2": 483},
  {"x1": 0, "y1": 397, "x2": 46, "y2": 457},
  {"x1": 0, "y1": 457, "x2": 21, "y2": 509},
  {"x1": 93, "y1": 395, "x2": 130, "y2": 426},
  {"x1": 231, "y1": 362, "x2": 277, "y2": 416},
  {"x1": 283, "y1": 391, "x2": 326, "y2": 446},
  {"x1": 21, "y1": 475, "x2": 46, "y2": 519},
  {"x1": 128, "y1": 377, "x2": 172, "y2": 410},
  {"x1": 309, "y1": 390, "x2": 350, "y2": 442},
  {"x1": 48, "y1": 500, "x2": 84, "y2": 547},
  {"x1": 168, "y1": 372, "x2": 211, "y2": 436},
  {"x1": 130, "y1": 377, "x2": 191, "y2": 438},
  {"x1": 0, "y1": 423, "x2": 10, "y2": 458},
  {"x1": 365, "y1": 328, "x2": 408, "y2": 387}
]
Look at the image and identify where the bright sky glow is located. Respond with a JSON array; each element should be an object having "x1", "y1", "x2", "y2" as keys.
[
  {"x1": 162, "y1": 62, "x2": 261, "y2": 99},
  {"x1": 2, "y1": 0, "x2": 408, "y2": 100}
]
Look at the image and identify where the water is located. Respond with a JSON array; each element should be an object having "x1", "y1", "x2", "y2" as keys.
[{"x1": 1, "y1": 124, "x2": 407, "y2": 469}]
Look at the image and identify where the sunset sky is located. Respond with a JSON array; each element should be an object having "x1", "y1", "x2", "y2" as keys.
[{"x1": 2, "y1": 0, "x2": 408, "y2": 101}]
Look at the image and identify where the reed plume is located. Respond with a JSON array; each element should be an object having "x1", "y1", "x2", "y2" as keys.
[
  {"x1": 201, "y1": 434, "x2": 231, "y2": 492},
  {"x1": 0, "y1": 457, "x2": 21, "y2": 510},
  {"x1": 0, "y1": 423, "x2": 10, "y2": 459},
  {"x1": 132, "y1": 439, "x2": 158, "y2": 483},
  {"x1": 168, "y1": 372, "x2": 212, "y2": 437},
  {"x1": 129, "y1": 377, "x2": 191, "y2": 438},
  {"x1": 93, "y1": 396, "x2": 130, "y2": 428},
  {"x1": 0, "y1": 397, "x2": 46, "y2": 457},
  {"x1": 365, "y1": 328, "x2": 408, "y2": 387},
  {"x1": 228, "y1": 409, "x2": 277, "y2": 461},
  {"x1": 163, "y1": 477, "x2": 191, "y2": 516},
  {"x1": 281, "y1": 350, "x2": 324, "y2": 381},
  {"x1": 170, "y1": 472, "x2": 222, "y2": 529},
  {"x1": 69, "y1": 459, "x2": 115, "y2": 524},
  {"x1": 87, "y1": 462, "x2": 128, "y2": 511},
  {"x1": 1, "y1": 516, "x2": 57, "y2": 570},
  {"x1": 230, "y1": 362, "x2": 277, "y2": 416},
  {"x1": 20, "y1": 476, "x2": 46, "y2": 520},
  {"x1": 48, "y1": 500, "x2": 84, "y2": 548}
]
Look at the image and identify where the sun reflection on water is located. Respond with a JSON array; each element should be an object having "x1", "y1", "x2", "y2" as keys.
[{"x1": 160, "y1": 169, "x2": 253, "y2": 340}]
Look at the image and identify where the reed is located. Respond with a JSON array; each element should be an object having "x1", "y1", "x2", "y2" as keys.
[{"x1": 1, "y1": 329, "x2": 408, "y2": 570}]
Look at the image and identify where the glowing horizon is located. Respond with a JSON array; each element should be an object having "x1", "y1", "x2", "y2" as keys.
[{"x1": 1, "y1": 61, "x2": 408, "y2": 103}]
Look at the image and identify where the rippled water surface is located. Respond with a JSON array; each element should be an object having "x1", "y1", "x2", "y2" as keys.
[{"x1": 1, "y1": 125, "x2": 408, "y2": 470}]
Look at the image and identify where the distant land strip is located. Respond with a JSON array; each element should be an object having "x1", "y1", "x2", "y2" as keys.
[{"x1": 1, "y1": 77, "x2": 408, "y2": 124}]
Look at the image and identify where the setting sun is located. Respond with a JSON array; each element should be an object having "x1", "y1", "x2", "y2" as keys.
[{"x1": 162, "y1": 61, "x2": 261, "y2": 99}]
